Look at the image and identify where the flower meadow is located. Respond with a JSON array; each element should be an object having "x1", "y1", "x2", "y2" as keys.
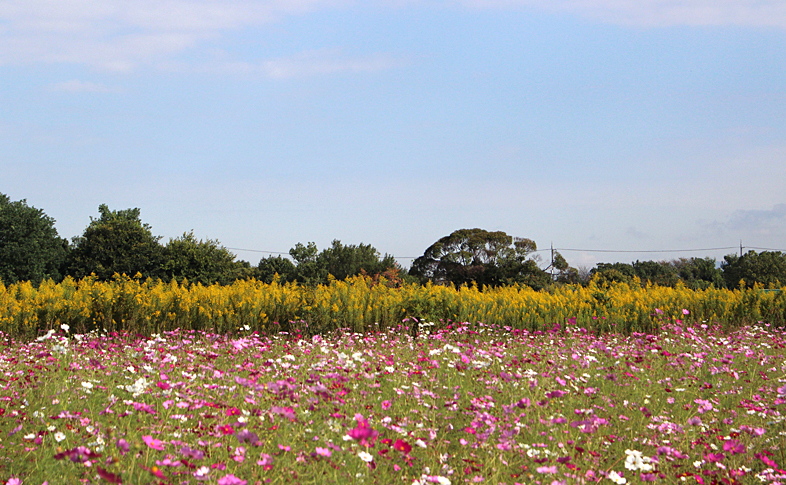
[{"x1": 1, "y1": 318, "x2": 785, "y2": 484}]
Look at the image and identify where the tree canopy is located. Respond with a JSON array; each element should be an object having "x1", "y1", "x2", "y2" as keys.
[
  {"x1": 0, "y1": 193, "x2": 68, "y2": 285},
  {"x1": 67, "y1": 204, "x2": 164, "y2": 281},
  {"x1": 161, "y1": 231, "x2": 239, "y2": 285},
  {"x1": 722, "y1": 251, "x2": 786, "y2": 288},
  {"x1": 409, "y1": 228, "x2": 551, "y2": 288}
]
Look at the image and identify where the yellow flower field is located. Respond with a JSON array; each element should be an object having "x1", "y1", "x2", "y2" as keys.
[{"x1": 1, "y1": 274, "x2": 784, "y2": 339}]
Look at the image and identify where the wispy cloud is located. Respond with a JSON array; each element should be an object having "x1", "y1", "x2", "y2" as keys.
[
  {"x1": 48, "y1": 79, "x2": 115, "y2": 93},
  {"x1": 702, "y1": 203, "x2": 786, "y2": 241},
  {"x1": 260, "y1": 50, "x2": 407, "y2": 78},
  {"x1": 625, "y1": 226, "x2": 649, "y2": 240},
  {"x1": 457, "y1": 0, "x2": 786, "y2": 28},
  {"x1": 2, "y1": 0, "x2": 783, "y2": 72},
  {"x1": 728, "y1": 204, "x2": 786, "y2": 234},
  {"x1": 0, "y1": 0, "x2": 350, "y2": 70},
  {"x1": 160, "y1": 48, "x2": 408, "y2": 78}
]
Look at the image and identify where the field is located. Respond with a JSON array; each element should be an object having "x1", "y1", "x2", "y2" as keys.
[
  {"x1": 2, "y1": 276, "x2": 786, "y2": 340},
  {"x1": 1, "y1": 317, "x2": 784, "y2": 484}
]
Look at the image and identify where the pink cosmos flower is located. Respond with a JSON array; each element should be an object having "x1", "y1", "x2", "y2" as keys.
[
  {"x1": 347, "y1": 419, "x2": 378, "y2": 447},
  {"x1": 7, "y1": 479, "x2": 21, "y2": 485},
  {"x1": 315, "y1": 447, "x2": 332, "y2": 458},
  {"x1": 381, "y1": 400, "x2": 391, "y2": 410},
  {"x1": 257, "y1": 453, "x2": 274, "y2": 470},
  {"x1": 142, "y1": 435, "x2": 166, "y2": 450},
  {"x1": 537, "y1": 466, "x2": 557, "y2": 474},
  {"x1": 393, "y1": 439, "x2": 412, "y2": 454},
  {"x1": 704, "y1": 453, "x2": 725, "y2": 463},
  {"x1": 694, "y1": 399, "x2": 713, "y2": 414},
  {"x1": 217, "y1": 475, "x2": 247, "y2": 485},
  {"x1": 723, "y1": 440, "x2": 745, "y2": 455}
]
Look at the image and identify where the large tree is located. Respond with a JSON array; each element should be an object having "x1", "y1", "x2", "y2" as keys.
[
  {"x1": 0, "y1": 193, "x2": 68, "y2": 285},
  {"x1": 289, "y1": 242, "x2": 326, "y2": 285},
  {"x1": 67, "y1": 204, "x2": 164, "y2": 281},
  {"x1": 256, "y1": 255, "x2": 298, "y2": 284},
  {"x1": 409, "y1": 228, "x2": 550, "y2": 288},
  {"x1": 161, "y1": 231, "x2": 238, "y2": 285},
  {"x1": 672, "y1": 257, "x2": 724, "y2": 289},
  {"x1": 285, "y1": 240, "x2": 397, "y2": 285},
  {"x1": 316, "y1": 239, "x2": 397, "y2": 281},
  {"x1": 722, "y1": 250, "x2": 786, "y2": 288}
]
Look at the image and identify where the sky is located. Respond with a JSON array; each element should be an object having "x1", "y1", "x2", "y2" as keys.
[{"x1": 2, "y1": 0, "x2": 785, "y2": 270}]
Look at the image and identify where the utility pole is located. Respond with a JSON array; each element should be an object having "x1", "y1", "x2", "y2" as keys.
[
  {"x1": 550, "y1": 242, "x2": 555, "y2": 280},
  {"x1": 740, "y1": 240, "x2": 743, "y2": 258}
]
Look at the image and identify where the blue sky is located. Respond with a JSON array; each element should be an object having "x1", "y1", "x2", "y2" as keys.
[{"x1": 2, "y1": 0, "x2": 785, "y2": 269}]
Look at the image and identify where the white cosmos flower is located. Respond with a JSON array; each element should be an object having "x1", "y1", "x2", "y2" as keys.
[
  {"x1": 358, "y1": 451, "x2": 373, "y2": 463},
  {"x1": 608, "y1": 471, "x2": 627, "y2": 484},
  {"x1": 54, "y1": 431, "x2": 66, "y2": 442}
]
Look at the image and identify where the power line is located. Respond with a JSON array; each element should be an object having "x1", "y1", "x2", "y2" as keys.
[
  {"x1": 225, "y1": 248, "x2": 289, "y2": 255},
  {"x1": 553, "y1": 246, "x2": 739, "y2": 254},
  {"x1": 226, "y1": 244, "x2": 783, "y2": 261},
  {"x1": 227, "y1": 247, "x2": 421, "y2": 259}
]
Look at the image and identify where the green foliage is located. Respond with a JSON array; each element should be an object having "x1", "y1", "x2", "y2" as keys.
[
  {"x1": 590, "y1": 262, "x2": 636, "y2": 286},
  {"x1": 672, "y1": 257, "x2": 724, "y2": 289},
  {"x1": 591, "y1": 258, "x2": 723, "y2": 289},
  {"x1": 722, "y1": 250, "x2": 786, "y2": 288},
  {"x1": 256, "y1": 255, "x2": 298, "y2": 284},
  {"x1": 316, "y1": 239, "x2": 397, "y2": 281},
  {"x1": 289, "y1": 242, "x2": 326, "y2": 285},
  {"x1": 161, "y1": 231, "x2": 238, "y2": 285},
  {"x1": 632, "y1": 260, "x2": 680, "y2": 287},
  {"x1": 409, "y1": 228, "x2": 549, "y2": 288},
  {"x1": 0, "y1": 193, "x2": 68, "y2": 286},
  {"x1": 286, "y1": 240, "x2": 397, "y2": 285},
  {"x1": 67, "y1": 204, "x2": 164, "y2": 281}
]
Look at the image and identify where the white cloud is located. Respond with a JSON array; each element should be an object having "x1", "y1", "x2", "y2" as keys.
[
  {"x1": 0, "y1": 0, "x2": 350, "y2": 70},
  {"x1": 260, "y1": 50, "x2": 407, "y2": 78},
  {"x1": 159, "y1": 48, "x2": 408, "y2": 78},
  {"x1": 728, "y1": 204, "x2": 786, "y2": 234},
  {"x1": 456, "y1": 0, "x2": 786, "y2": 28},
  {"x1": 48, "y1": 79, "x2": 115, "y2": 93},
  {"x1": 1, "y1": 1, "x2": 783, "y2": 71}
]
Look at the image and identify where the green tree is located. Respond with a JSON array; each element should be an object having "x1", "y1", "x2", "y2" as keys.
[
  {"x1": 256, "y1": 255, "x2": 298, "y2": 284},
  {"x1": 289, "y1": 242, "x2": 326, "y2": 285},
  {"x1": 284, "y1": 240, "x2": 397, "y2": 285},
  {"x1": 671, "y1": 257, "x2": 724, "y2": 289},
  {"x1": 316, "y1": 240, "x2": 397, "y2": 281},
  {"x1": 410, "y1": 228, "x2": 549, "y2": 288},
  {"x1": 590, "y1": 262, "x2": 636, "y2": 286},
  {"x1": 67, "y1": 204, "x2": 164, "y2": 281},
  {"x1": 161, "y1": 231, "x2": 238, "y2": 285},
  {"x1": 722, "y1": 251, "x2": 786, "y2": 288},
  {"x1": 0, "y1": 193, "x2": 68, "y2": 285},
  {"x1": 632, "y1": 260, "x2": 680, "y2": 287}
]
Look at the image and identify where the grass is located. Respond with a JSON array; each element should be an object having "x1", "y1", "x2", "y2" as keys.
[{"x1": 0, "y1": 316, "x2": 784, "y2": 484}]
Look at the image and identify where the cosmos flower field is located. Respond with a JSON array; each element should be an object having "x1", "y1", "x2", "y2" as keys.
[{"x1": 1, "y1": 318, "x2": 785, "y2": 485}]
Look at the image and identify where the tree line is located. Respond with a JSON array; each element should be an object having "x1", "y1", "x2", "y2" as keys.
[{"x1": 2, "y1": 193, "x2": 785, "y2": 289}]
